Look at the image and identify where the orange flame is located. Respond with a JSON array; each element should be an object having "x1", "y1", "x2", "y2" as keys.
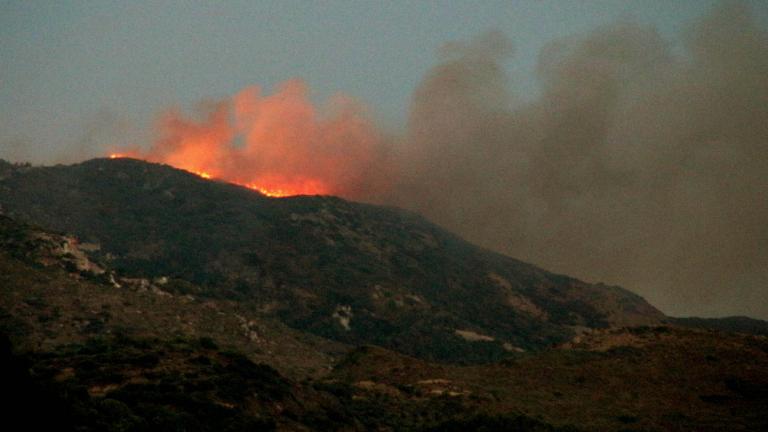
[
  {"x1": 108, "y1": 79, "x2": 390, "y2": 198},
  {"x1": 247, "y1": 186, "x2": 298, "y2": 198},
  {"x1": 107, "y1": 154, "x2": 316, "y2": 196},
  {"x1": 243, "y1": 176, "x2": 329, "y2": 197}
]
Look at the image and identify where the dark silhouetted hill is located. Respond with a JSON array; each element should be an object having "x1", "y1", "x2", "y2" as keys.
[{"x1": 0, "y1": 158, "x2": 664, "y2": 363}]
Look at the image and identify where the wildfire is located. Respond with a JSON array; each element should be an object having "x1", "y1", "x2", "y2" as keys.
[
  {"x1": 243, "y1": 178, "x2": 328, "y2": 197},
  {"x1": 246, "y1": 185, "x2": 293, "y2": 198},
  {"x1": 105, "y1": 79, "x2": 388, "y2": 200},
  {"x1": 108, "y1": 154, "x2": 324, "y2": 197}
]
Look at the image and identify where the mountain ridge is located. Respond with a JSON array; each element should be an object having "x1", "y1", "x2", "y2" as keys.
[{"x1": 1, "y1": 157, "x2": 662, "y2": 362}]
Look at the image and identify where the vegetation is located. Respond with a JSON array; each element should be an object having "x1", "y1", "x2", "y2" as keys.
[
  {"x1": 0, "y1": 158, "x2": 662, "y2": 364},
  {"x1": 2, "y1": 159, "x2": 768, "y2": 430}
]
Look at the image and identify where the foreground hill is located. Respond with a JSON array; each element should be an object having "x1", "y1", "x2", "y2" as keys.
[
  {"x1": 0, "y1": 214, "x2": 345, "y2": 378},
  {"x1": 0, "y1": 158, "x2": 662, "y2": 362},
  {"x1": 0, "y1": 213, "x2": 589, "y2": 431},
  {"x1": 327, "y1": 326, "x2": 768, "y2": 432}
]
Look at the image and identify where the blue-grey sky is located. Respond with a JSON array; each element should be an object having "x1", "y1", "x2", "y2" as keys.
[{"x1": 2, "y1": 0, "x2": 766, "y2": 162}]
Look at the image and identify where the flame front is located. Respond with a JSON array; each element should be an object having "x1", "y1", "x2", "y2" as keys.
[
  {"x1": 108, "y1": 155, "x2": 329, "y2": 197},
  {"x1": 246, "y1": 185, "x2": 299, "y2": 198},
  {"x1": 244, "y1": 177, "x2": 328, "y2": 197}
]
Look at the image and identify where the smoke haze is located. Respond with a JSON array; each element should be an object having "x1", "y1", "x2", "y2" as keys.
[{"x1": 393, "y1": 1, "x2": 768, "y2": 318}]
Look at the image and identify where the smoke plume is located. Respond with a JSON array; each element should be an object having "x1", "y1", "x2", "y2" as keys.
[
  {"x1": 393, "y1": 1, "x2": 768, "y2": 318},
  {"x1": 126, "y1": 80, "x2": 391, "y2": 197}
]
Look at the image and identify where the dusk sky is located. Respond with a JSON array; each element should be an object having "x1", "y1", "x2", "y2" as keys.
[{"x1": 2, "y1": 0, "x2": 766, "y2": 162}]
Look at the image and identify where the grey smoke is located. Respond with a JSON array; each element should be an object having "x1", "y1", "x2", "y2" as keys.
[{"x1": 388, "y1": 1, "x2": 768, "y2": 319}]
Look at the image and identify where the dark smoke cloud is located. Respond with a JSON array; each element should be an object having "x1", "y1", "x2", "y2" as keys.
[{"x1": 389, "y1": 1, "x2": 768, "y2": 319}]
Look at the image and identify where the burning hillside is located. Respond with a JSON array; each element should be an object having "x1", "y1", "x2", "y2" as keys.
[
  {"x1": 110, "y1": 80, "x2": 391, "y2": 198},
  {"x1": 109, "y1": 153, "x2": 323, "y2": 197}
]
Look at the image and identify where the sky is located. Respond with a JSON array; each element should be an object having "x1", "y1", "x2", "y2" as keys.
[
  {"x1": 1, "y1": 1, "x2": 768, "y2": 320},
  {"x1": 2, "y1": 0, "x2": 765, "y2": 162}
]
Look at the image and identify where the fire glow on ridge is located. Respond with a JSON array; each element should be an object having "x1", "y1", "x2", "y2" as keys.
[
  {"x1": 108, "y1": 153, "x2": 319, "y2": 198},
  {"x1": 106, "y1": 79, "x2": 385, "y2": 199}
]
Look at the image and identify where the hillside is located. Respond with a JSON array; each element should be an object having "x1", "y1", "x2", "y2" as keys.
[
  {"x1": 0, "y1": 157, "x2": 662, "y2": 363},
  {"x1": 0, "y1": 214, "x2": 345, "y2": 379},
  {"x1": 2, "y1": 172, "x2": 768, "y2": 431},
  {"x1": 0, "y1": 213, "x2": 584, "y2": 431},
  {"x1": 326, "y1": 326, "x2": 768, "y2": 431}
]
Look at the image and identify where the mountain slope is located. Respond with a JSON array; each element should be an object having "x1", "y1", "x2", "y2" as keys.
[
  {"x1": 0, "y1": 214, "x2": 346, "y2": 378},
  {"x1": 2, "y1": 166, "x2": 768, "y2": 432},
  {"x1": 0, "y1": 213, "x2": 586, "y2": 431},
  {"x1": 0, "y1": 158, "x2": 663, "y2": 362}
]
